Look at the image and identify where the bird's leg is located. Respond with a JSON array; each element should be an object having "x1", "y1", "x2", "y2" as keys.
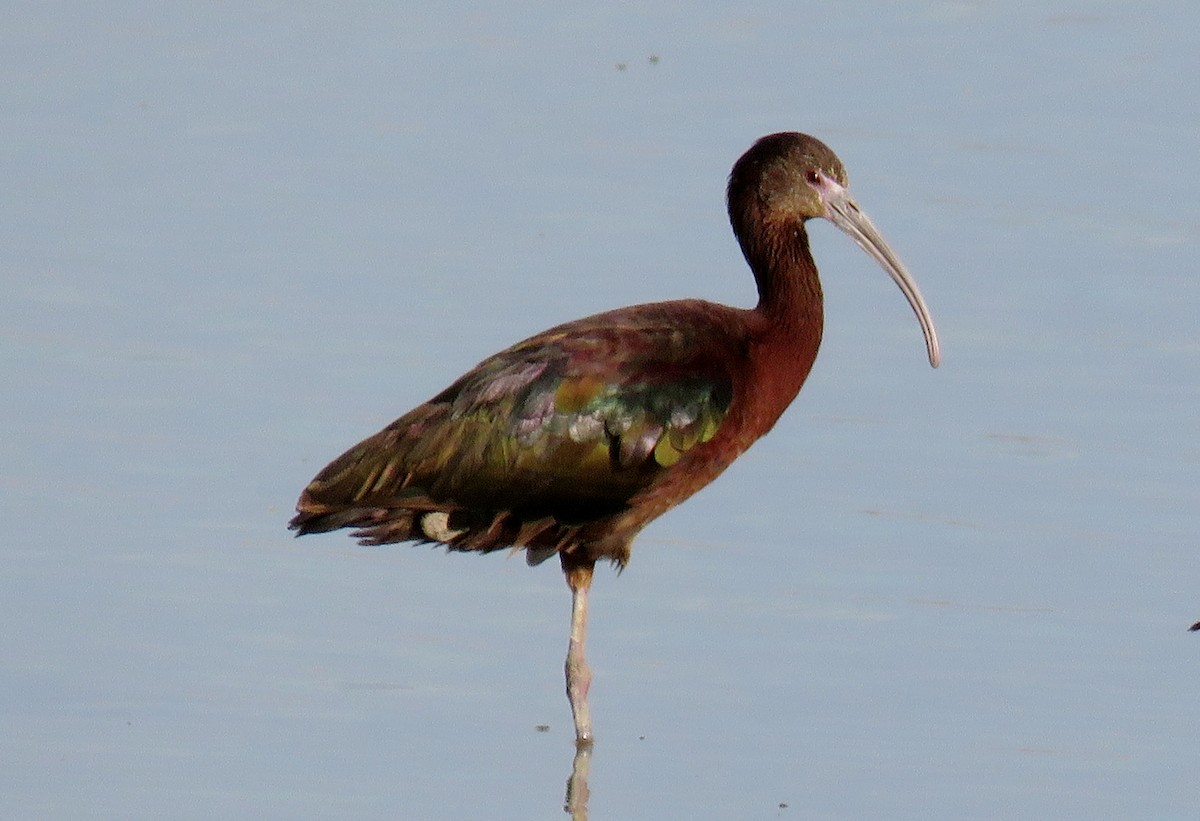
[{"x1": 563, "y1": 560, "x2": 595, "y2": 745}]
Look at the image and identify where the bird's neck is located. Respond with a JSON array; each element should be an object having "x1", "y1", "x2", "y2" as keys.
[
  {"x1": 740, "y1": 219, "x2": 825, "y2": 437},
  {"x1": 746, "y1": 219, "x2": 824, "y2": 343}
]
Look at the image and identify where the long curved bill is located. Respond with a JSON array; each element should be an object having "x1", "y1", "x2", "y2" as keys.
[{"x1": 820, "y1": 177, "x2": 941, "y2": 368}]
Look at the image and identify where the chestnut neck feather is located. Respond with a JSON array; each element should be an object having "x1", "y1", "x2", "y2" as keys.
[{"x1": 737, "y1": 213, "x2": 825, "y2": 441}]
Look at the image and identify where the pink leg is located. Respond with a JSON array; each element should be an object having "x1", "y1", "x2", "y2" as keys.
[{"x1": 564, "y1": 563, "x2": 595, "y2": 745}]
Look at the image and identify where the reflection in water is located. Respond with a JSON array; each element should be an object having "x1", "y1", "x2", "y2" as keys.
[{"x1": 563, "y1": 741, "x2": 592, "y2": 819}]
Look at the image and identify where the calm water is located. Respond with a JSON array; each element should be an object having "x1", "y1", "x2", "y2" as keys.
[{"x1": 3, "y1": 2, "x2": 1198, "y2": 818}]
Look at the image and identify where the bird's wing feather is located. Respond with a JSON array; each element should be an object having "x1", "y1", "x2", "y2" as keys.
[{"x1": 292, "y1": 302, "x2": 736, "y2": 540}]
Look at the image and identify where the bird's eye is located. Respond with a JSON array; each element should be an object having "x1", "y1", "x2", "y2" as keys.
[{"x1": 804, "y1": 169, "x2": 821, "y2": 186}]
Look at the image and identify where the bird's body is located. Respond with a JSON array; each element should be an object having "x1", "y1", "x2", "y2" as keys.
[
  {"x1": 290, "y1": 132, "x2": 940, "y2": 744},
  {"x1": 291, "y1": 297, "x2": 815, "y2": 567}
]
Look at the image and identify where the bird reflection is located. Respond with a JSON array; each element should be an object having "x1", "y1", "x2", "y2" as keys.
[{"x1": 563, "y1": 742, "x2": 592, "y2": 820}]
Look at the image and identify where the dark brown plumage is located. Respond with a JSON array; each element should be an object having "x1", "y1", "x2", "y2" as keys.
[{"x1": 290, "y1": 132, "x2": 940, "y2": 743}]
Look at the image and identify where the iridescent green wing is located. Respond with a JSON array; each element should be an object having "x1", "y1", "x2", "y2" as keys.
[{"x1": 294, "y1": 303, "x2": 734, "y2": 537}]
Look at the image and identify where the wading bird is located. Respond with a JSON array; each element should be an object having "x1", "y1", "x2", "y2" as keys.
[{"x1": 290, "y1": 132, "x2": 940, "y2": 744}]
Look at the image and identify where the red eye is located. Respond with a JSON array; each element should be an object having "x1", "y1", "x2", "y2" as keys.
[{"x1": 804, "y1": 169, "x2": 821, "y2": 185}]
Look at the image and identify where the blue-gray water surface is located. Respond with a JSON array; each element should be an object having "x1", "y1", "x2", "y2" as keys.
[{"x1": 3, "y1": 2, "x2": 1198, "y2": 818}]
